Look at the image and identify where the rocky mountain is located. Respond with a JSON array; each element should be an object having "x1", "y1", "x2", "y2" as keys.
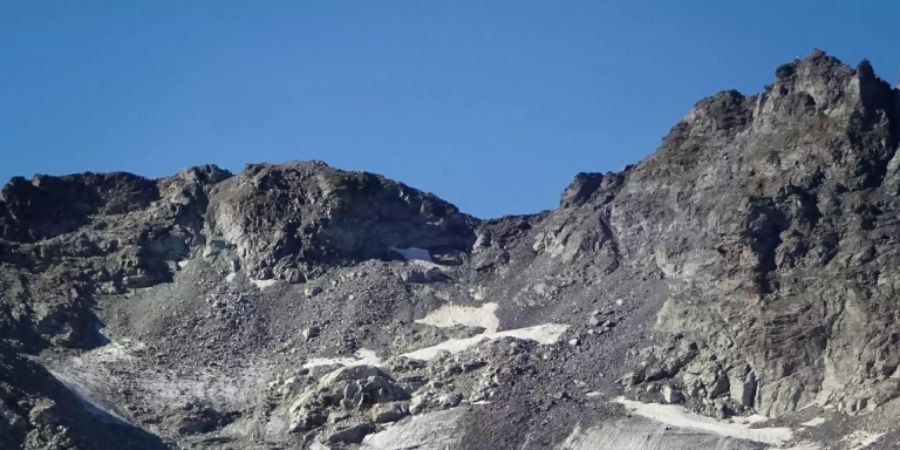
[{"x1": 2, "y1": 50, "x2": 900, "y2": 449}]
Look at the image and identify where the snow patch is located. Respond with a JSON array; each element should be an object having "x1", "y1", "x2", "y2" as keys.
[
  {"x1": 401, "y1": 323, "x2": 569, "y2": 361},
  {"x1": 302, "y1": 349, "x2": 383, "y2": 369},
  {"x1": 416, "y1": 302, "x2": 500, "y2": 333},
  {"x1": 250, "y1": 278, "x2": 279, "y2": 289},
  {"x1": 730, "y1": 414, "x2": 773, "y2": 426},
  {"x1": 390, "y1": 246, "x2": 432, "y2": 262},
  {"x1": 559, "y1": 420, "x2": 818, "y2": 450},
  {"x1": 613, "y1": 397, "x2": 793, "y2": 446},
  {"x1": 300, "y1": 321, "x2": 566, "y2": 368}
]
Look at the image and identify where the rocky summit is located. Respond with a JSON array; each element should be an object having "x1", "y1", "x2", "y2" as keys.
[{"x1": 3, "y1": 50, "x2": 900, "y2": 449}]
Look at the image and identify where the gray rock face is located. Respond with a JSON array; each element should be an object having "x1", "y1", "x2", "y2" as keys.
[
  {"x1": 370, "y1": 401, "x2": 408, "y2": 423},
  {"x1": 610, "y1": 50, "x2": 900, "y2": 418},
  {"x1": 0, "y1": 172, "x2": 158, "y2": 242},
  {"x1": 0, "y1": 165, "x2": 231, "y2": 350},
  {"x1": 2, "y1": 50, "x2": 900, "y2": 449},
  {"x1": 206, "y1": 161, "x2": 476, "y2": 282}
]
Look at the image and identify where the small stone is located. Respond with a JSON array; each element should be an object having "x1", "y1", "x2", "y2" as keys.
[
  {"x1": 568, "y1": 338, "x2": 581, "y2": 347},
  {"x1": 462, "y1": 360, "x2": 487, "y2": 372},
  {"x1": 621, "y1": 370, "x2": 645, "y2": 386},
  {"x1": 440, "y1": 393, "x2": 463, "y2": 409},
  {"x1": 707, "y1": 373, "x2": 730, "y2": 399},
  {"x1": 660, "y1": 384, "x2": 684, "y2": 404},
  {"x1": 304, "y1": 286, "x2": 322, "y2": 298},
  {"x1": 409, "y1": 394, "x2": 432, "y2": 415},
  {"x1": 302, "y1": 326, "x2": 321, "y2": 341},
  {"x1": 371, "y1": 402, "x2": 408, "y2": 423},
  {"x1": 327, "y1": 411, "x2": 350, "y2": 425}
]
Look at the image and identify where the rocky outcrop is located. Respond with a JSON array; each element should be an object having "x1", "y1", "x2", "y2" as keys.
[
  {"x1": 0, "y1": 165, "x2": 231, "y2": 350},
  {"x1": 608, "y1": 50, "x2": 900, "y2": 417},
  {"x1": 206, "y1": 161, "x2": 477, "y2": 282},
  {"x1": 0, "y1": 172, "x2": 158, "y2": 242},
  {"x1": 285, "y1": 365, "x2": 409, "y2": 433}
]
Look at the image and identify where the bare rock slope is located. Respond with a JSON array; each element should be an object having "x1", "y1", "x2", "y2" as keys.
[{"x1": 2, "y1": 50, "x2": 900, "y2": 449}]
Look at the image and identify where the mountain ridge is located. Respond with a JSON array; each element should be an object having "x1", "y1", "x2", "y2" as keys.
[{"x1": 2, "y1": 49, "x2": 900, "y2": 449}]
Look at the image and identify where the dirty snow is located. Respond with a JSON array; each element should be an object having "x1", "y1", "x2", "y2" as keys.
[
  {"x1": 300, "y1": 321, "x2": 567, "y2": 367},
  {"x1": 613, "y1": 397, "x2": 793, "y2": 446},
  {"x1": 555, "y1": 420, "x2": 769, "y2": 450},
  {"x1": 390, "y1": 246, "x2": 432, "y2": 262},
  {"x1": 801, "y1": 417, "x2": 826, "y2": 427},
  {"x1": 416, "y1": 302, "x2": 500, "y2": 333},
  {"x1": 401, "y1": 323, "x2": 569, "y2": 361},
  {"x1": 49, "y1": 368, "x2": 133, "y2": 425},
  {"x1": 730, "y1": 414, "x2": 773, "y2": 426},
  {"x1": 74, "y1": 339, "x2": 144, "y2": 364},
  {"x1": 48, "y1": 338, "x2": 271, "y2": 419},
  {"x1": 302, "y1": 349, "x2": 383, "y2": 369}
]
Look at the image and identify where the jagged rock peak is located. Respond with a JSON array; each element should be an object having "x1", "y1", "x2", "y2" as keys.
[
  {"x1": 559, "y1": 51, "x2": 899, "y2": 215},
  {"x1": 560, "y1": 169, "x2": 629, "y2": 208}
]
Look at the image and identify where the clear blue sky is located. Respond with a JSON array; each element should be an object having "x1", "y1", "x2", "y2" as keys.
[{"x1": 2, "y1": 1, "x2": 898, "y2": 218}]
